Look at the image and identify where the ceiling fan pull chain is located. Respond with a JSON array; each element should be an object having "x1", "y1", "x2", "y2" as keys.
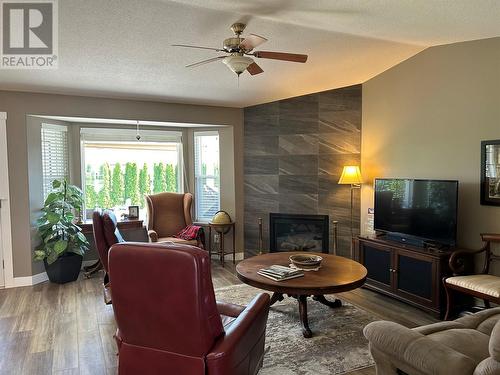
[{"x1": 136, "y1": 120, "x2": 141, "y2": 141}]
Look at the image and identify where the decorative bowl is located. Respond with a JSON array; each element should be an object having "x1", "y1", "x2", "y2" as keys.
[{"x1": 289, "y1": 254, "x2": 323, "y2": 270}]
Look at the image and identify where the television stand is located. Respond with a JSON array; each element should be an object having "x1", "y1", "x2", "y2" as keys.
[
  {"x1": 353, "y1": 236, "x2": 472, "y2": 318},
  {"x1": 384, "y1": 232, "x2": 427, "y2": 247}
]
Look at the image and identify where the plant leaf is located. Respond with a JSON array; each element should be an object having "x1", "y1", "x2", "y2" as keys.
[
  {"x1": 33, "y1": 250, "x2": 46, "y2": 261},
  {"x1": 52, "y1": 180, "x2": 62, "y2": 188},
  {"x1": 44, "y1": 192, "x2": 59, "y2": 205},
  {"x1": 77, "y1": 232, "x2": 87, "y2": 243},
  {"x1": 46, "y1": 251, "x2": 59, "y2": 265},
  {"x1": 54, "y1": 240, "x2": 68, "y2": 254},
  {"x1": 47, "y1": 212, "x2": 61, "y2": 224}
]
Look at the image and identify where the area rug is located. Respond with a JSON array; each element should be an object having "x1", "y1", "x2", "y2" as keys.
[{"x1": 214, "y1": 284, "x2": 376, "y2": 375}]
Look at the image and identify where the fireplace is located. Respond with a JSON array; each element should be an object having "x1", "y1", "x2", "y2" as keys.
[{"x1": 269, "y1": 213, "x2": 329, "y2": 253}]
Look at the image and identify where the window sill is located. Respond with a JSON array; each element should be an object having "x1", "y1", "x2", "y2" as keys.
[{"x1": 193, "y1": 221, "x2": 210, "y2": 226}]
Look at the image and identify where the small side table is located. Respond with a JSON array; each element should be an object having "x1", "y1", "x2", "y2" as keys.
[{"x1": 208, "y1": 222, "x2": 235, "y2": 267}]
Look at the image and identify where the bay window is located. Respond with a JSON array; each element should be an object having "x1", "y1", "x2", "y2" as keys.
[
  {"x1": 194, "y1": 131, "x2": 220, "y2": 222},
  {"x1": 81, "y1": 128, "x2": 183, "y2": 218},
  {"x1": 41, "y1": 123, "x2": 70, "y2": 198}
]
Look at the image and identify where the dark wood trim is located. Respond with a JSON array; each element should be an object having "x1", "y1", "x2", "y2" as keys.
[{"x1": 79, "y1": 219, "x2": 144, "y2": 234}]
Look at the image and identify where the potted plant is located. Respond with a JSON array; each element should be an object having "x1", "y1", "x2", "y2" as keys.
[{"x1": 34, "y1": 179, "x2": 89, "y2": 283}]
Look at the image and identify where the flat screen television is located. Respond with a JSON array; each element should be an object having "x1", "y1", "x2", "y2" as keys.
[{"x1": 374, "y1": 178, "x2": 458, "y2": 246}]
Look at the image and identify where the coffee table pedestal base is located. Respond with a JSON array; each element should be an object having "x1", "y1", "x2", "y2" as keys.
[{"x1": 269, "y1": 292, "x2": 342, "y2": 338}]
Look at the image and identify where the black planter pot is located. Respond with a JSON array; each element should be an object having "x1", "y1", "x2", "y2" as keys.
[{"x1": 44, "y1": 252, "x2": 83, "y2": 284}]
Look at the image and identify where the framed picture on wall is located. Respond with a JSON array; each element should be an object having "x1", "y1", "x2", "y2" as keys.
[{"x1": 481, "y1": 140, "x2": 500, "y2": 206}]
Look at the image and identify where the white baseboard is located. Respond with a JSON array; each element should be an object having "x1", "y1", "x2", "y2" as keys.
[
  {"x1": 13, "y1": 271, "x2": 48, "y2": 287},
  {"x1": 32, "y1": 272, "x2": 49, "y2": 285},
  {"x1": 9, "y1": 260, "x2": 99, "y2": 288}
]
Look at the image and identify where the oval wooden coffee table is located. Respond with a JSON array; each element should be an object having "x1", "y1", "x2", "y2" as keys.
[{"x1": 236, "y1": 252, "x2": 367, "y2": 338}]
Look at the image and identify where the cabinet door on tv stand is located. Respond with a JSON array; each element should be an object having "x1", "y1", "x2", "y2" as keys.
[
  {"x1": 394, "y1": 249, "x2": 437, "y2": 308},
  {"x1": 360, "y1": 242, "x2": 393, "y2": 291}
]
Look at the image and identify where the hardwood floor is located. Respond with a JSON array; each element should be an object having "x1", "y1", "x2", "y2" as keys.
[{"x1": 0, "y1": 261, "x2": 437, "y2": 374}]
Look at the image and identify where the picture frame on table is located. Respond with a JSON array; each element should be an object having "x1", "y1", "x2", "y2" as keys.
[{"x1": 128, "y1": 205, "x2": 140, "y2": 219}]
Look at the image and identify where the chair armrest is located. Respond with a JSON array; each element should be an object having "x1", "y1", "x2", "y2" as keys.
[
  {"x1": 364, "y1": 321, "x2": 477, "y2": 374},
  {"x1": 147, "y1": 229, "x2": 158, "y2": 242},
  {"x1": 217, "y1": 301, "x2": 245, "y2": 318},
  {"x1": 449, "y1": 248, "x2": 486, "y2": 275},
  {"x1": 206, "y1": 293, "x2": 270, "y2": 375},
  {"x1": 482, "y1": 233, "x2": 500, "y2": 243}
]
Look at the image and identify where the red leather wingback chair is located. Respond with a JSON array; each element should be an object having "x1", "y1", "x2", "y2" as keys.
[
  {"x1": 109, "y1": 242, "x2": 270, "y2": 375},
  {"x1": 92, "y1": 210, "x2": 124, "y2": 304}
]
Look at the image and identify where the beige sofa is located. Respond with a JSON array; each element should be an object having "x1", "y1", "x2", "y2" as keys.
[{"x1": 364, "y1": 307, "x2": 500, "y2": 375}]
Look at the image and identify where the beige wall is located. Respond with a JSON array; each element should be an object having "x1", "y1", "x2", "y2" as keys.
[
  {"x1": 361, "y1": 37, "x2": 500, "y2": 252},
  {"x1": 0, "y1": 90, "x2": 243, "y2": 277}
]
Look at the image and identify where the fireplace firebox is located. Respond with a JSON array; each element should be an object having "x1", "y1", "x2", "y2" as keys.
[{"x1": 269, "y1": 213, "x2": 329, "y2": 253}]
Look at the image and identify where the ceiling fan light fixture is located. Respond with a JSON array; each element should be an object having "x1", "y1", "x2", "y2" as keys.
[{"x1": 223, "y1": 55, "x2": 253, "y2": 75}]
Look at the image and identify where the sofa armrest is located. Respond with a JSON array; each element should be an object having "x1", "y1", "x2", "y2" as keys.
[
  {"x1": 147, "y1": 229, "x2": 158, "y2": 242},
  {"x1": 207, "y1": 293, "x2": 270, "y2": 375},
  {"x1": 364, "y1": 321, "x2": 477, "y2": 374},
  {"x1": 474, "y1": 357, "x2": 500, "y2": 375}
]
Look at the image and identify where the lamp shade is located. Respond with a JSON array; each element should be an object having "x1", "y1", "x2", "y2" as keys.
[
  {"x1": 338, "y1": 166, "x2": 363, "y2": 185},
  {"x1": 223, "y1": 55, "x2": 253, "y2": 75}
]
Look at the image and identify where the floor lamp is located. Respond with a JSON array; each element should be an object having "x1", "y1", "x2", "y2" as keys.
[{"x1": 338, "y1": 166, "x2": 363, "y2": 259}]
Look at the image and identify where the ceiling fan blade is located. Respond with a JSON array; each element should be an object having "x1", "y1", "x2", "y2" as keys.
[
  {"x1": 254, "y1": 51, "x2": 308, "y2": 63},
  {"x1": 172, "y1": 44, "x2": 223, "y2": 52},
  {"x1": 247, "y1": 62, "x2": 264, "y2": 75},
  {"x1": 186, "y1": 56, "x2": 225, "y2": 68},
  {"x1": 239, "y1": 34, "x2": 268, "y2": 51}
]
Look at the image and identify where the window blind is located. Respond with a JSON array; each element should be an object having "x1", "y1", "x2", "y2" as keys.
[
  {"x1": 41, "y1": 124, "x2": 69, "y2": 197},
  {"x1": 194, "y1": 131, "x2": 220, "y2": 222},
  {"x1": 80, "y1": 128, "x2": 182, "y2": 143}
]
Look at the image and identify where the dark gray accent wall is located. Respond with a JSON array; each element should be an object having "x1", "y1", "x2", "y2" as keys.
[{"x1": 244, "y1": 84, "x2": 362, "y2": 257}]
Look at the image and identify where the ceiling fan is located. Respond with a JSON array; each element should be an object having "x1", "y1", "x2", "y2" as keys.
[{"x1": 172, "y1": 22, "x2": 308, "y2": 77}]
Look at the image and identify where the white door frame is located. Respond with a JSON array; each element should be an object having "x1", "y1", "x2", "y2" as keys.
[{"x1": 0, "y1": 112, "x2": 14, "y2": 288}]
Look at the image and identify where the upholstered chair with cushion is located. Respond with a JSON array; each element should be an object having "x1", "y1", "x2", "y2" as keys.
[
  {"x1": 92, "y1": 210, "x2": 124, "y2": 304},
  {"x1": 109, "y1": 242, "x2": 270, "y2": 375},
  {"x1": 364, "y1": 307, "x2": 500, "y2": 375},
  {"x1": 146, "y1": 192, "x2": 204, "y2": 247},
  {"x1": 444, "y1": 233, "x2": 500, "y2": 320}
]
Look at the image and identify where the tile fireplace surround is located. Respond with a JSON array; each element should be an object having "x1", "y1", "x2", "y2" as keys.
[{"x1": 244, "y1": 84, "x2": 362, "y2": 258}]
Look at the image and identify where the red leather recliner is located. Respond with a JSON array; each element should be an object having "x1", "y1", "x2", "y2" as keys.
[
  {"x1": 108, "y1": 242, "x2": 271, "y2": 375},
  {"x1": 92, "y1": 210, "x2": 124, "y2": 304}
]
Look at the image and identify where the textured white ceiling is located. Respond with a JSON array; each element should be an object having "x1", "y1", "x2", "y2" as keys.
[
  {"x1": 172, "y1": 0, "x2": 500, "y2": 46},
  {"x1": 0, "y1": 0, "x2": 498, "y2": 107}
]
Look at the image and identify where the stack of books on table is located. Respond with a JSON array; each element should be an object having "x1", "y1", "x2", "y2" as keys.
[{"x1": 257, "y1": 265, "x2": 304, "y2": 281}]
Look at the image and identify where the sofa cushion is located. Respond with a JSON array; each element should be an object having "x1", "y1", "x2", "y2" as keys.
[
  {"x1": 478, "y1": 316, "x2": 500, "y2": 336},
  {"x1": 446, "y1": 275, "x2": 500, "y2": 298},
  {"x1": 455, "y1": 307, "x2": 500, "y2": 335},
  {"x1": 426, "y1": 328, "x2": 490, "y2": 363},
  {"x1": 414, "y1": 321, "x2": 463, "y2": 335}
]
